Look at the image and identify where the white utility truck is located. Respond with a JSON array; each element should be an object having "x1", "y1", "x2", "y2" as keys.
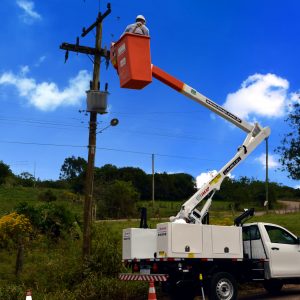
[{"x1": 111, "y1": 33, "x2": 300, "y2": 300}]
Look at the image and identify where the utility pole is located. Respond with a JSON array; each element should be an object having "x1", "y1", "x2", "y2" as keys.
[
  {"x1": 152, "y1": 154, "x2": 155, "y2": 206},
  {"x1": 265, "y1": 137, "x2": 269, "y2": 213},
  {"x1": 60, "y1": 3, "x2": 112, "y2": 259}
]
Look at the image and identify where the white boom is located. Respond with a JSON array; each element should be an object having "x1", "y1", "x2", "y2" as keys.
[{"x1": 165, "y1": 81, "x2": 271, "y2": 223}]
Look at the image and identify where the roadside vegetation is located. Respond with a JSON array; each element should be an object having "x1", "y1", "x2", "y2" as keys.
[{"x1": 0, "y1": 158, "x2": 299, "y2": 298}]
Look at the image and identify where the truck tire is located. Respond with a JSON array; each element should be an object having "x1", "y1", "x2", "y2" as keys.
[
  {"x1": 263, "y1": 279, "x2": 283, "y2": 295},
  {"x1": 209, "y1": 272, "x2": 237, "y2": 300}
]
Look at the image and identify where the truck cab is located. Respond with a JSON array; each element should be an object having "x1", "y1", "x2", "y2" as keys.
[{"x1": 243, "y1": 222, "x2": 300, "y2": 278}]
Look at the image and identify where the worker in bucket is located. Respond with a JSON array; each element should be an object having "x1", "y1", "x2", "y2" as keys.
[{"x1": 122, "y1": 15, "x2": 149, "y2": 37}]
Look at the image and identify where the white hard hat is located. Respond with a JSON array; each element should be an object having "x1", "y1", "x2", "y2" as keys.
[{"x1": 136, "y1": 15, "x2": 146, "y2": 23}]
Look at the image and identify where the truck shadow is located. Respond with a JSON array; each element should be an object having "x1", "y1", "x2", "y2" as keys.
[{"x1": 238, "y1": 287, "x2": 300, "y2": 299}]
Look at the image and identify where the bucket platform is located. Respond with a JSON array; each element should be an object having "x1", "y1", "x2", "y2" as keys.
[{"x1": 110, "y1": 33, "x2": 152, "y2": 89}]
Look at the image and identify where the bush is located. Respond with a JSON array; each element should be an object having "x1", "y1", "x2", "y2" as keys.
[
  {"x1": 95, "y1": 180, "x2": 140, "y2": 219},
  {"x1": 15, "y1": 202, "x2": 76, "y2": 239},
  {"x1": 82, "y1": 223, "x2": 122, "y2": 278},
  {"x1": 38, "y1": 189, "x2": 57, "y2": 202},
  {"x1": 0, "y1": 212, "x2": 32, "y2": 249},
  {"x1": 0, "y1": 285, "x2": 24, "y2": 300},
  {"x1": 73, "y1": 275, "x2": 147, "y2": 300}
]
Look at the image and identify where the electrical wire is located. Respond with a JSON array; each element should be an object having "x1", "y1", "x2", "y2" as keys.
[
  {"x1": 0, "y1": 140, "x2": 86, "y2": 149},
  {"x1": 0, "y1": 140, "x2": 224, "y2": 162},
  {"x1": 0, "y1": 115, "x2": 220, "y2": 142}
]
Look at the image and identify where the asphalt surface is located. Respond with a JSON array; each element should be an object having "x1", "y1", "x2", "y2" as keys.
[{"x1": 238, "y1": 285, "x2": 300, "y2": 300}]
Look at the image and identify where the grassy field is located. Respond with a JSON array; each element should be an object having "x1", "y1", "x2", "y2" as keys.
[
  {"x1": 0, "y1": 186, "x2": 299, "y2": 299},
  {"x1": 0, "y1": 186, "x2": 83, "y2": 217},
  {"x1": 136, "y1": 199, "x2": 279, "y2": 220},
  {"x1": 98, "y1": 211, "x2": 300, "y2": 237},
  {"x1": 253, "y1": 212, "x2": 300, "y2": 235}
]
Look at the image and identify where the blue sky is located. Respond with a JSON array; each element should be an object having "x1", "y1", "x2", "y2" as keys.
[{"x1": 0, "y1": 0, "x2": 299, "y2": 189}]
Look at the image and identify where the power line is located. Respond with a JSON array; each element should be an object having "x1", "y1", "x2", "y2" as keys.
[
  {"x1": 0, "y1": 115, "x2": 221, "y2": 142},
  {"x1": 109, "y1": 110, "x2": 205, "y2": 115},
  {"x1": 125, "y1": 129, "x2": 217, "y2": 143},
  {"x1": 0, "y1": 140, "x2": 86, "y2": 148},
  {"x1": 0, "y1": 139, "x2": 224, "y2": 162},
  {"x1": 0, "y1": 116, "x2": 86, "y2": 128}
]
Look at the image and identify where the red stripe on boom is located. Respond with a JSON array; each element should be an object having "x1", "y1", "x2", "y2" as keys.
[{"x1": 152, "y1": 65, "x2": 184, "y2": 92}]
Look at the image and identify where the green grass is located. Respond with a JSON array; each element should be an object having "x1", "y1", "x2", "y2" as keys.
[
  {"x1": 0, "y1": 186, "x2": 83, "y2": 218},
  {"x1": 136, "y1": 199, "x2": 282, "y2": 220},
  {"x1": 253, "y1": 212, "x2": 300, "y2": 235},
  {"x1": 0, "y1": 186, "x2": 298, "y2": 299},
  {"x1": 0, "y1": 187, "x2": 39, "y2": 215},
  {"x1": 0, "y1": 210, "x2": 299, "y2": 299}
]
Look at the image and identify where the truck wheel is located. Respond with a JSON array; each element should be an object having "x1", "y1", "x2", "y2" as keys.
[
  {"x1": 263, "y1": 279, "x2": 283, "y2": 295},
  {"x1": 209, "y1": 272, "x2": 237, "y2": 300}
]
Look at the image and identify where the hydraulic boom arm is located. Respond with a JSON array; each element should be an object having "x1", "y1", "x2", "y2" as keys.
[
  {"x1": 151, "y1": 65, "x2": 270, "y2": 223},
  {"x1": 110, "y1": 35, "x2": 270, "y2": 223}
]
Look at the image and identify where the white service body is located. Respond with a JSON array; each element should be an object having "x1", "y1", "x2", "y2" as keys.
[
  {"x1": 157, "y1": 222, "x2": 243, "y2": 259},
  {"x1": 122, "y1": 228, "x2": 157, "y2": 260}
]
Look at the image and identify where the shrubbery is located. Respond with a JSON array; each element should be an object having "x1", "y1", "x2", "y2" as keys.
[
  {"x1": 38, "y1": 189, "x2": 57, "y2": 202},
  {"x1": 96, "y1": 180, "x2": 140, "y2": 219},
  {"x1": 0, "y1": 223, "x2": 148, "y2": 300},
  {"x1": 16, "y1": 202, "x2": 76, "y2": 239},
  {"x1": 0, "y1": 212, "x2": 32, "y2": 248}
]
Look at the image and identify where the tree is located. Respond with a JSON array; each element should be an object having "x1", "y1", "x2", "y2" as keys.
[
  {"x1": 0, "y1": 161, "x2": 12, "y2": 185},
  {"x1": 95, "y1": 180, "x2": 140, "y2": 219},
  {"x1": 17, "y1": 172, "x2": 35, "y2": 187},
  {"x1": 59, "y1": 156, "x2": 87, "y2": 180},
  {"x1": 60, "y1": 156, "x2": 87, "y2": 193},
  {"x1": 118, "y1": 167, "x2": 150, "y2": 199},
  {"x1": 276, "y1": 102, "x2": 300, "y2": 180},
  {"x1": 94, "y1": 164, "x2": 119, "y2": 183},
  {"x1": 0, "y1": 212, "x2": 32, "y2": 276}
]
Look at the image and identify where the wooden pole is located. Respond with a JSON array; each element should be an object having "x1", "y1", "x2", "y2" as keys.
[
  {"x1": 152, "y1": 154, "x2": 155, "y2": 206},
  {"x1": 265, "y1": 138, "x2": 269, "y2": 213},
  {"x1": 82, "y1": 13, "x2": 102, "y2": 259}
]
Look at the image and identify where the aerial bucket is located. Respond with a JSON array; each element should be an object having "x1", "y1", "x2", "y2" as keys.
[{"x1": 110, "y1": 33, "x2": 152, "y2": 89}]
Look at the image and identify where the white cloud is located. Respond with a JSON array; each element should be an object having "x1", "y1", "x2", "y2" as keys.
[
  {"x1": 17, "y1": 0, "x2": 41, "y2": 23},
  {"x1": 0, "y1": 69, "x2": 90, "y2": 111},
  {"x1": 196, "y1": 170, "x2": 217, "y2": 189},
  {"x1": 223, "y1": 73, "x2": 292, "y2": 120},
  {"x1": 196, "y1": 170, "x2": 234, "y2": 189},
  {"x1": 20, "y1": 65, "x2": 30, "y2": 76},
  {"x1": 34, "y1": 56, "x2": 46, "y2": 67},
  {"x1": 227, "y1": 173, "x2": 235, "y2": 180},
  {"x1": 255, "y1": 153, "x2": 279, "y2": 169},
  {"x1": 295, "y1": 185, "x2": 300, "y2": 190}
]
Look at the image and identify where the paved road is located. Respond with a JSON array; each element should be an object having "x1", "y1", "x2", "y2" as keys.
[
  {"x1": 238, "y1": 285, "x2": 300, "y2": 300},
  {"x1": 255, "y1": 200, "x2": 300, "y2": 216}
]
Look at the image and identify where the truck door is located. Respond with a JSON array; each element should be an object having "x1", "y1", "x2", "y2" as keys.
[{"x1": 264, "y1": 225, "x2": 300, "y2": 277}]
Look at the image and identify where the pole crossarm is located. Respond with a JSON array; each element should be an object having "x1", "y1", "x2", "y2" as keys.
[
  {"x1": 81, "y1": 4, "x2": 111, "y2": 37},
  {"x1": 59, "y1": 43, "x2": 110, "y2": 58}
]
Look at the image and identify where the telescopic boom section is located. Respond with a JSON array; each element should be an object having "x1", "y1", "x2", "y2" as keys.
[
  {"x1": 110, "y1": 34, "x2": 271, "y2": 223},
  {"x1": 152, "y1": 65, "x2": 254, "y2": 134},
  {"x1": 151, "y1": 65, "x2": 270, "y2": 224}
]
